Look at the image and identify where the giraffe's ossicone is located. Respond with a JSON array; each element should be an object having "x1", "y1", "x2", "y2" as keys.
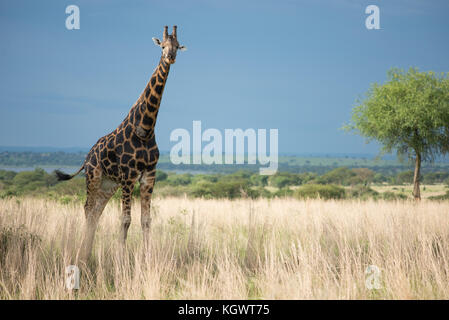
[{"x1": 55, "y1": 26, "x2": 187, "y2": 262}]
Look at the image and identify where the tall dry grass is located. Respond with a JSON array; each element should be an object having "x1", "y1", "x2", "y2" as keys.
[{"x1": 0, "y1": 196, "x2": 448, "y2": 299}]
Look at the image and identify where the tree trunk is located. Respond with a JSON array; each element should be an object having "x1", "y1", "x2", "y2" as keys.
[{"x1": 413, "y1": 152, "x2": 421, "y2": 201}]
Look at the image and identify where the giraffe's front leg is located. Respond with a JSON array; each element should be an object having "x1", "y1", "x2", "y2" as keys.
[
  {"x1": 140, "y1": 169, "x2": 156, "y2": 247},
  {"x1": 119, "y1": 183, "x2": 135, "y2": 245}
]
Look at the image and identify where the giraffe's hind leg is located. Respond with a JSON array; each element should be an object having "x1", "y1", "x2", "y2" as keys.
[
  {"x1": 119, "y1": 181, "x2": 136, "y2": 244},
  {"x1": 80, "y1": 168, "x2": 118, "y2": 263},
  {"x1": 140, "y1": 168, "x2": 156, "y2": 247}
]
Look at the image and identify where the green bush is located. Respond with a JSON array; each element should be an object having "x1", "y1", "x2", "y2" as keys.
[
  {"x1": 422, "y1": 172, "x2": 449, "y2": 185},
  {"x1": 428, "y1": 190, "x2": 449, "y2": 201},
  {"x1": 315, "y1": 167, "x2": 355, "y2": 185},
  {"x1": 273, "y1": 187, "x2": 294, "y2": 197},
  {"x1": 381, "y1": 191, "x2": 407, "y2": 200},
  {"x1": 298, "y1": 172, "x2": 317, "y2": 184},
  {"x1": 250, "y1": 174, "x2": 268, "y2": 187},
  {"x1": 48, "y1": 177, "x2": 85, "y2": 196},
  {"x1": 190, "y1": 180, "x2": 214, "y2": 199},
  {"x1": 156, "y1": 170, "x2": 168, "y2": 182},
  {"x1": 348, "y1": 185, "x2": 379, "y2": 200},
  {"x1": 0, "y1": 170, "x2": 17, "y2": 183},
  {"x1": 11, "y1": 168, "x2": 57, "y2": 193},
  {"x1": 253, "y1": 186, "x2": 272, "y2": 198},
  {"x1": 394, "y1": 171, "x2": 415, "y2": 185},
  {"x1": 0, "y1": 188, "x2": 18, "y2": 199},
  {"x1": 0, "y1": 168, "x2": 59, "y2": 196},
  {"x1": 269, "y1": 172, "x2": 302, "y2": 188},
  {"x1": 294, "y1": 184, "x2": 345, "y2": 200},
  {"x1": 153, "y1": 185, "x2": 190, "y2": 198},
  {"x1": 191, "y1": 174, "x2": 219, "y2": 184},
  {"x1": 167, "y1": 173, "x2": 192, "y2": 186},
  {"x1": 189, "y1": 179, "x2": 255, "y2": 199},
  {"x1": 373, "y1": 173, "x2": 388, "y2": 183}
]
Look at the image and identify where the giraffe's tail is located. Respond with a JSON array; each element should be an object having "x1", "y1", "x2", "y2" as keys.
[{"x1": 54, "y1": 165, "x2": 85, "y2": 181}]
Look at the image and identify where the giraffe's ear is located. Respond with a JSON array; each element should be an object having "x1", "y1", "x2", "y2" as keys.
[
  {"x1": 152, "y1": 37, "x2": 162, "y2": 47},
  {"x1": 179, "y1": 45, "x2": 187, "y2": 52}
]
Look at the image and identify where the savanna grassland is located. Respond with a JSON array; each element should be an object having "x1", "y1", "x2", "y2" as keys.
[{"x1": 1, "y1": 196, "x2": 449, "y2": 299}]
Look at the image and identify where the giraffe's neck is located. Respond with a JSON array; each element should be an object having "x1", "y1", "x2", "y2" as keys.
[{"x1": 127, "y1": 57, "x2": 171, "y2": 139}]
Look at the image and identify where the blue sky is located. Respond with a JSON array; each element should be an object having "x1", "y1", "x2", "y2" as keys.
[{"x1": 0, "y1": 0, "x2": 448, "y2": 154}]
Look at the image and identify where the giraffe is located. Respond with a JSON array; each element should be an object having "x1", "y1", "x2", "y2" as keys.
[{"x1": 55, "y1": 26, "x2": 186, "y2": 262}]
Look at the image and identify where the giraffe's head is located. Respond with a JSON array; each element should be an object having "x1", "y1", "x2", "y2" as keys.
[{"x1": 152, "y1": 26, "x2": 187, "y2": 64}]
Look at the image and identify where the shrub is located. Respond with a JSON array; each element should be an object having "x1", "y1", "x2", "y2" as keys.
[
  {"x1": 428, "y1": 191, "x2": 449, "y2": 201},
  {"x1": 189, "y1": 180, "x2": 254, "y2": 199},
  {"x1": 269, "y1": 173, "x2": 302, "y2": 188},
  {"x1": 0, "y1": 170, "x2": 17, "y2": 183},
  {"x1": 373, "y1": 173, "x2": 388, "y2": 183},
  {"x1": 348, "y1": 185, "x2": 379, "y2": 200},
  {"x1": 250, "y1": 174, "x2": 268, "y2": 187},
  {"x1": 190, "y1": 181, "x2": 214, "y2": 199},
  {"x1": 191, "y1": 174, "x2": 219, "y2": 184},
  {"x1": 2, "y1": 168, "x2": 59, "y2": 196},
  {"x1": 156, "y1": 170, "x2": 168, "y2": 182},
  {"x1": 394, "y1": 171, "x2": 414, "y2": 185},
  {"x1": 298, "y1": 172, "x2": 317, "y2": 184},
  {"x1": 227, "y1": 170, "x2": 253, "y2": 180},
  {"x1": 273, "y1": 187, "x2": 294, "y2": 197},
  {"x1": 381, "y1": 191, "x2": 407, "y2": 200},
  {"x1": 350, "y1": 168, "x2": 375, "y2": 185},
  {"x1": 49, "y1": 177, "x2": 85, "y2": 196},
  {"x1": 167, "y1": 173, "x2": 192, "y2": 186},
  {"x1": 211, "y1": 180, "x2": 252, "y2": 199},
  {"x1": 317, "y1": 167, "x2": 375, "y2": 186},
  {"x1": 254, "y1": 186, "x2": 272, "y2": 198},
  {"x1": 294, "y1": 184, "x2": 345, "y2": 200},
  {"x1": 0, "y1": 189, "x2": 18, "y2": 198},
  {"x1": 154, "y1": 185, "x2": 190, "y2": 198},
  {"x1": 422, "y1": 172, "x2": 449, "y2": 185}
]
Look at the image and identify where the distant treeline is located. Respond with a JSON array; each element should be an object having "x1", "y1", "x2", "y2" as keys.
[
  {"x1": 0, "y1": 151, "x2": 86, "y2": 166},
  {"x1": 2, "y1": 151, "x2": 449, "y2": 176}
]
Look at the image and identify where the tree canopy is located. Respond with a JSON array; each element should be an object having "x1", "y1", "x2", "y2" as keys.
[{"x1": 345, "y1": 67, "x2": 449, "y2": 199}]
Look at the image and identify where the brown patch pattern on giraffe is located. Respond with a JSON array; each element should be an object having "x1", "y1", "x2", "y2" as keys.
[{"x1": 85, "y1": 58, "x2": 169, "y2": 184}]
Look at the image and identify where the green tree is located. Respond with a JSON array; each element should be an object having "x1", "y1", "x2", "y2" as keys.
[{"x1": 345, "y1": 68, "x2": 449, "y2": 200}]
